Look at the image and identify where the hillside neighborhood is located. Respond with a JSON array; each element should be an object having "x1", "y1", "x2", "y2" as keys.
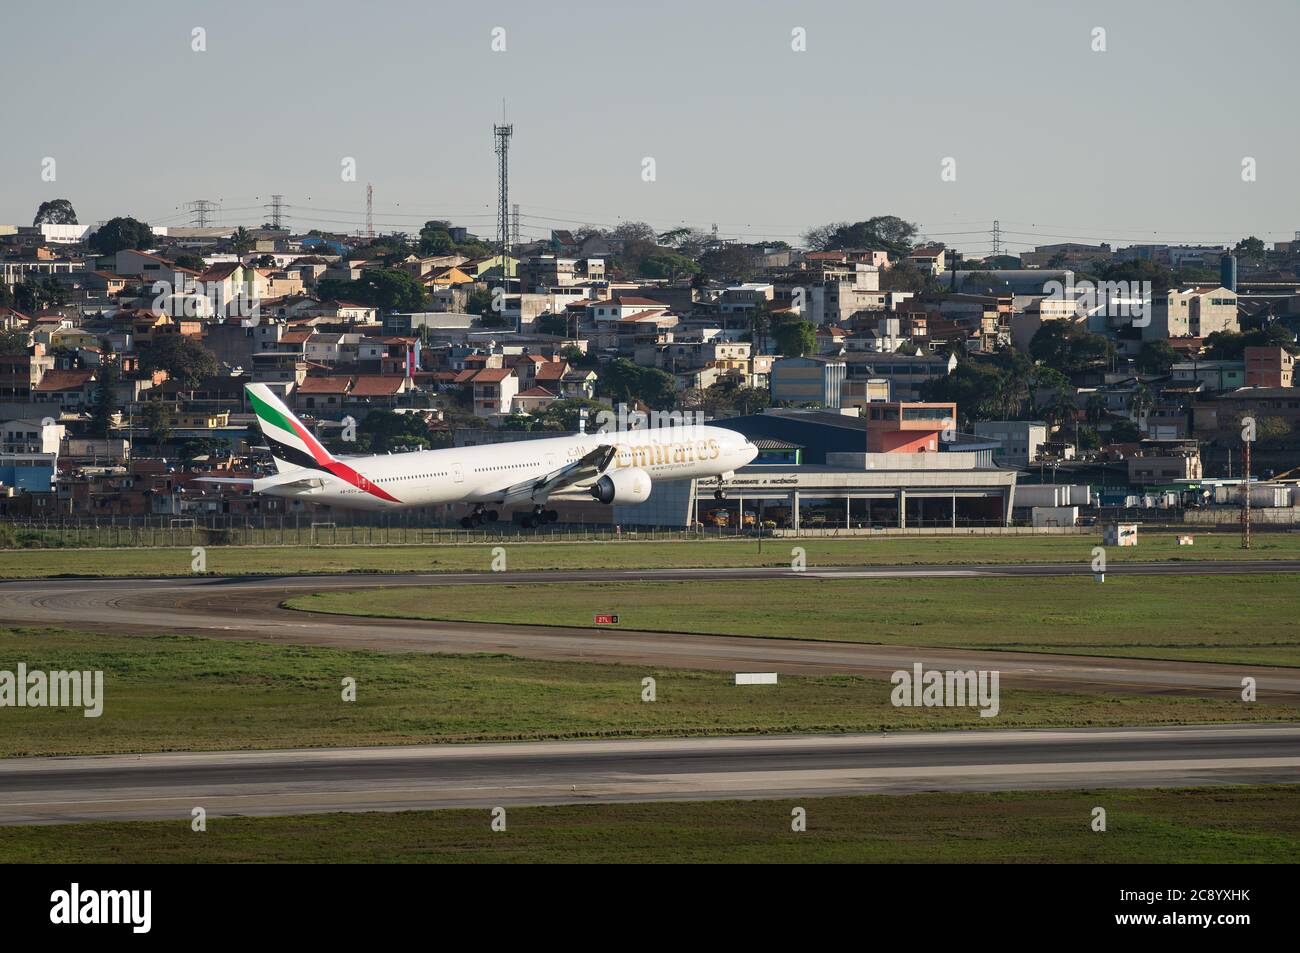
[{"x1": 3, "y1": 204, "x2": 1299, "y2": 527}]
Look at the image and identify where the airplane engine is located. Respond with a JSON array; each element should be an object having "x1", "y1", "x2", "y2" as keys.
[{"x1": 591, "y1": 468, "x2": 652, "y2": 505}]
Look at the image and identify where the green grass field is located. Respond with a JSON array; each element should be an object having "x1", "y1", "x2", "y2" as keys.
[
  {"x1": 1, "y1": 627, "x2": 1289, "y2": 758},
  {"x1": 290, "y1": 573, "x2": 1300, "y2": 667},
  {"x1": 1, "y1": 531, "x2": 1295, "y2": 579},
  {"x1": 2, "y1": 787, "x2": 1296, "y2": 863}
]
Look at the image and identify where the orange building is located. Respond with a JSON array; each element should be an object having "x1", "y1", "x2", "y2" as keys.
[{"x1": 863, "y1": 401, "x2": 957, "y2": 453}]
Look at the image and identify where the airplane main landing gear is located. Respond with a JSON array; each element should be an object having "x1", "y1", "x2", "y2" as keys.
[
  {"x1": 460, "y1": 505, "x2": 498, "y2": 529},
  {"x1": 519, "y1": 506, "x2": 559, "y2": 529}
]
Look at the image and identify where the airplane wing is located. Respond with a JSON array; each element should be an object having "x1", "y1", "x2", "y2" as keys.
[{"x1": 487, "y1": 444, "x2": 617, "y2": 506}]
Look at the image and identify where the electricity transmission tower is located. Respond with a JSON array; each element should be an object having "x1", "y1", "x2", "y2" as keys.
[
  {"x1": 267, "y1": 194, "x2": 285, "y2": 229},
  {"x1": 187, "y1": 199, "x2": 216, "y2": 227}
]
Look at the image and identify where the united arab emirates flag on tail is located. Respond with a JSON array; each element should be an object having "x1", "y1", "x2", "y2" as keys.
[
  {"x1": 245, "y1": 383, "x2": 400, "y2": 503},
  {"x1": 246, "y1": 383, "x2": 331, "y2": 472}
]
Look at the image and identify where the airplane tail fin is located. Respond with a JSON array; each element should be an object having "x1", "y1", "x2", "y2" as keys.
[{"x1": 245, "y1": 383, "x2": 335, "y2": 474}]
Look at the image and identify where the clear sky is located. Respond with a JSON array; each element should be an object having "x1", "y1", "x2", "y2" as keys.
[{"x1": 2, "y1": 0, "x2": 1297, "y2": 255}]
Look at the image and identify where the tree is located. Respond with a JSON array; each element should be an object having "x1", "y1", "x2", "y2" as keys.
[
  {"x1": 1028, "y1": 322, "x2": 1113, "y2": 374},
  {"x1": 1126, "y1": 383, "x2": 1154, "y2": 423},
  {"x1": 1084, "y1": 394, "x2": 1109, "y2": 429},
  {"x1": 140, "y1": 399, "x2": 172, "y2": 448},
  {"x1": 90, "y1": 362, "x2": 120, "y2": 438},
  {"x1": 802, "y1": 216, "x2": 918, "y2": 259},
  {"x1": 13, "y1": 276, "x2": 66, "y2": 311},
  {"x1": 692, "y1": 381, "x2": 771, "y2": 417},
  {"x1": 919, "y1": 359, "x2": 1005, "y2": 425},
  {"x1": 1250, "y1": 416, "x2": 1293, "y2": 449},
  {"x1": 960, "y1": 271, "x2": 1011, "y2": 296},
  {"x1": 980, "y1": 370, "x2": 1029, "y2": 420},
  {"x1": 1205, "y1": 325, "x2": 1299, "y2": 360},
  {"x1": 880, "y1": 261, "x2": 940, "y2": 293},
  {"x1": 1135, "y1": 340, "x2": 1177, "y2": 375},
  {"x1": 749, "y1": 302, "x2": 773, "y2": 355},
  {"x1": 641, "y1": 251, "x2": 700, "y2": 281},
  {"x1": 176, "y1": 437, "x2": 230, "y2": 463},
  {"x1": 610, "y1": 221, "x2": 657, "y2": 245},
  {"x1": 534, "y1": 314, "x2": 570, "y2": 337},
  {"x1": 0, "y1": 327, "x2": 31, "y2": 354},
  {"x1": 698, "y1": 245, "x2": 760, "y2": 282},
  {"x1": 1234, "y1": 236, "x2": 1266, "y2": 259},
  {"x1": 1082, "y1": 259, "x2": 1174, "y2": 295},
  {"x1": 497, "y1": 413, "x2": 534, "y2": 432},
  {"x1": 802, "y1": 222, "x2": 850, "y2": 251},
  {"x1": 1040, "y1": 388, "x2": 1077, "y2": 432},
  {"x1": 33, "y1": 199, "x2": 78, "y2": 226},
  {"x1": 657, "y1": 227, "x2": 711, "y2": 259},
  {"x1": 140, "y1": 336, "x2": 219, "y2": 388},
  {"x1": 230, "y1": 227, "x2": 255, "y2": 257},
  {"x1": 599, "y1": 359, "x2": 676, "y2": 411},
  {"x1": 347, "y1": 268, "x2": 427, "y2": 313},
  {"x1": 532, "y1": 397, "x2": 608, "y2": 432},
  {"x1": 1109, "y1": 420, "x2": 1142, "y2": 443},
  {"x1": 466, "y1": 287, "x2": 493, "y2": 316},
  {"x1": 170, "y1": 252, "x2": 207, "y2": 272},
  {"x1": 89, "y1": 217, "x2": 153, "y2": 255},
  {"x1": 773, "y1": 319, "x2": 815, "y2": 358},
  {"x1": 342, "y1": 410, "x2": 432, "y2": 453}
]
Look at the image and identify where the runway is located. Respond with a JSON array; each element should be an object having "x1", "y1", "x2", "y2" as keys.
[
  {"x1": 1, "y1": 725, "x2": 1296, "y2": 824},
  {"x1": 2, "y1": 566, "x2": 1298, "y2": 698}
]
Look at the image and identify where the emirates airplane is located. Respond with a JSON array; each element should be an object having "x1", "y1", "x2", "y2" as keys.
[{"x1": 219, "y1": 383, "x2": 758, "y2": 527}]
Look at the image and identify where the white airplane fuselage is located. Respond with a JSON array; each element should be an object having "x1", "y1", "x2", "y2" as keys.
[{"x1": 264, "y1": 426, "x2": 757, "y2": 511}]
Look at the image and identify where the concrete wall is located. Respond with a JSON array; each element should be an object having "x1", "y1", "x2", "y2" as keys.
[{"x1": 826, "y1": 451, "x2": 987, "y2": 470}]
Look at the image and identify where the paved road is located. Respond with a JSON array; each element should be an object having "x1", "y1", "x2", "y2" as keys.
[
  {"x1": 2, "y1": 725, "x2": 1296, "y2": 824},
  {"x1": 1, "y1": 568, "x2": 1297, "y2": 698}
]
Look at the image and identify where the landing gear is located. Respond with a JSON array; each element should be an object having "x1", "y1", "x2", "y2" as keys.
[
  {"x1": 460, "y1": 505, "x2": 497, "y2": 529},
  {"x1": 520, "y1": 506, "x2": 559, "y2": 529}
]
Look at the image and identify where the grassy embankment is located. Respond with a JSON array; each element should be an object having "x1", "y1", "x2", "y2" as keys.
[{"x1": 2, "y1": 787, "x2": 1297, "y2": 863}]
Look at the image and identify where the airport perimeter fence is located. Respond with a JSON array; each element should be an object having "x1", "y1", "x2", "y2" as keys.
[
  {"x1": 0, "y1": 515, "x2": 742, "y2": 550},
  {"x1": 3, "y1": 513, "x2": 1282, "y2": 551}
]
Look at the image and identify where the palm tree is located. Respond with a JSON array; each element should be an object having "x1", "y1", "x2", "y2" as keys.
[
  {"x1": 230, "y1": 227, "x2": 255, "y2": 258},
  {"x1": 1084, "y1": 393, "x2": 1108, "y2": 429},
  {"x1": 992, "y1": 370, "x2": 1028, "y2": 419},
  {"x1": 1042, "y1": 388, "x2": 1077, "y2": 433},
  {"x1": 1127, "y1": 384, "x2": 1154, "y2": 428}
]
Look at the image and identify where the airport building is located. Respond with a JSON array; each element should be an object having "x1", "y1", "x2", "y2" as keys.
[{"x1": 613, "y1": 406, "x2": 1018, "y2": 530}]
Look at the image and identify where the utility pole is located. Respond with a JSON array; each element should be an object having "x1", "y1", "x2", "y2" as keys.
[{"x1": 1242, "y1": 437, "x2": 1252, "y2": 550}]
